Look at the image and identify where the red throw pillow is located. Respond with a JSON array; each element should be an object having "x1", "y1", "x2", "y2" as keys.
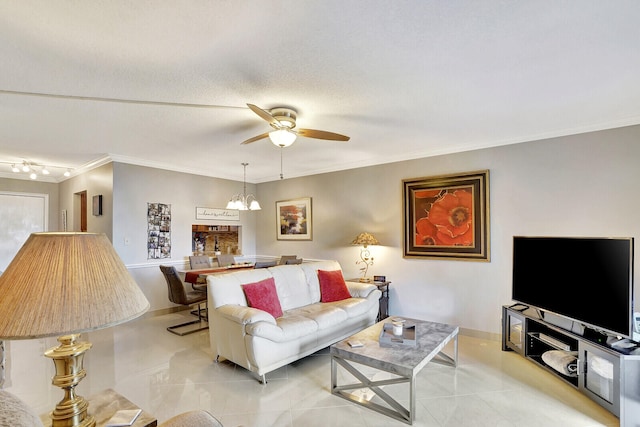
[
  {"x1": 318, "y1": 269, "x2": 351, "y2": 302},
  {"x1": 242, "y1": 277, "x2": 283, "y2": 318}
]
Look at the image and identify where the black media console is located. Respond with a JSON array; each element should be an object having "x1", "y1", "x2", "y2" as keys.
[{"x1": 502, "y1": 305, "x2": 640, "y2": 426}]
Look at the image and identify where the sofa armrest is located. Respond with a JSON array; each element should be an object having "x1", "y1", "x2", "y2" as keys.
[
  {"x1": 216, "y1": 304, "x2": 276, "y2": 325},
  {"x1": 345, "y1": 281, "x2": 378, "y2": 298}
]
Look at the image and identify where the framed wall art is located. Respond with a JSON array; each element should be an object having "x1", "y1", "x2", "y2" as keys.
[
  {"x1": 92, "y1": 195, "x2": 102, "y2": 216},
  {"x1": 276, "y1": 197, "x2": 312, "y2": 240},
  {"x1": 403, "y1": 170, "x2": 490, "y2": 261},
  {"x1": 195, "y1": 207, "x2": 240, "y2": 221},
  {"x1": 147, "y1": 202, "x2": 171, "y2": 259}
]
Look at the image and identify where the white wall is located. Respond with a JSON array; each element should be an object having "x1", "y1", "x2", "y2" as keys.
[
  {"x1": 0, "y1": 178, "x2": 59, "y2": 232},
  {"x1": 255, "y1": 125, "x2": 640, "y2": 337}
]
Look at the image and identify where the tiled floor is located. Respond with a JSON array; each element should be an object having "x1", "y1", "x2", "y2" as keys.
[{"x1": 4, "y1": 311, "x2": 619, "y2": 426}]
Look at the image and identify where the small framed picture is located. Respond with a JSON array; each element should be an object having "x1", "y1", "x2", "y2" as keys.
[
  {"x1": 276, "y1": 197, "x2": 312, "y2": 240},
  {"x1": 92, "y1": 195, "x2": 103, "y2": 216},
  {"x1": 373, "y1": 275, "x2": 386, "y2": 282}
]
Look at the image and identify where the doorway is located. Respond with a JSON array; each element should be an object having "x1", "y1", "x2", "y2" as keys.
[{"x1": 75, "y1": 190, "x2": 87, "y2": 232}]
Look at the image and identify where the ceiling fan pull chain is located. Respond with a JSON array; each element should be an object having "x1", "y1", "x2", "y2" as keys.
[{"x1": 280, "y1": 147, "x2": 284, "y2": 180}]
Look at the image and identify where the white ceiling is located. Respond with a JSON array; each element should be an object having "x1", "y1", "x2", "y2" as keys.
[{"x1": 1, "y1": 1, "x2": 640, "y2": 183}]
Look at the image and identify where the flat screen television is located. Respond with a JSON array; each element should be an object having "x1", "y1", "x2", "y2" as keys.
[{"x1": 512, "y1": 236, "x2": 634, "y2": 339}]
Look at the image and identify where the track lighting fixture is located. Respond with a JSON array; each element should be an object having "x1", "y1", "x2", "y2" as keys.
[{"x1": 2, "y1": 160, "x2": 74, "y2": 180}]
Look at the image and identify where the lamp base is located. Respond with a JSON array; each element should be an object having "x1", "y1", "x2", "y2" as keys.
[
  {"x1": 359, "y1": 277, "x2": 373, "y2": 283},
  {"x1": 44, "y1": 334, "x2": 96, "y2": 427}
]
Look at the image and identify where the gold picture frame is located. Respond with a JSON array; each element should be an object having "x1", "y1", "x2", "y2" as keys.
[
  {"x1": 403, "y1": 170, "x2": 490, "y2": 261},
  {"x1": 276, "y1": 197, "x2": 312, "y2": 240}
]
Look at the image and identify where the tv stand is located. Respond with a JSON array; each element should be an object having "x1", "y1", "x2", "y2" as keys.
[{"x1": 502, "y1": 305, "x2": 640, "y2": 426}]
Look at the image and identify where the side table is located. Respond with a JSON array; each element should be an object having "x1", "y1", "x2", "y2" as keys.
[
  {"x1": 373, "y1": 281, "x2": 390, "y2": 321},
  {"x1": 348, "y1": 279, "x2": 390, "y2": 322},
  {"x1": 41, "y1": 388, "x2": 157, "y2": 427}
]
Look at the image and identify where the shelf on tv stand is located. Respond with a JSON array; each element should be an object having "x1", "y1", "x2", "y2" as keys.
[{"x1": 502, "y1": 305, "x2": 640, "y2": 427}]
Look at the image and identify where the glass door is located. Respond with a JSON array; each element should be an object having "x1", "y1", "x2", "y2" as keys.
[
  {"x1": 503, "y1": 308, "x2": 525, "y2": 355},
  {"x1": 579, "y1": 341, "x2": 620, "y2": 416}
]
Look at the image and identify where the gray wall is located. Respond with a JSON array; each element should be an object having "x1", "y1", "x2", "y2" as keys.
[
  {"x1": 255, "y1": 125, "x2": 640, "y2": 337},
  {"x1": 4, "y1": 124, "x2": 639, "y2": 337},
  {"x1": 59, "y1": 163, "x2": 114, "y2": 238},
  {"x1": 111, "y1": 163, "x2": 259, "y2": 310}
]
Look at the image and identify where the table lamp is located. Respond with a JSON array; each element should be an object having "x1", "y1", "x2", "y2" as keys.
[
  {"x1": 351, "y1": 232, "x2": 380, "y2": 282},
  {"x1": 0, "y1": 232, "x2": 150, "y2": 427}
]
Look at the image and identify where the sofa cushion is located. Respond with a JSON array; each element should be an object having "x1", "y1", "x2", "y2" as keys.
[
  {"x1": 208, "y1": 268, "x2": 272, "y2": 308},
  {"x1": 328, "y1": 296, "x2": 377, "y2": 318},
  {"x1": 318, "y1": 269, "x2": 351, "y2": 302},
  {"x1": 242, "y1": 277, "x2": 283, "y2": 318},
  {"x1": 245, "y1": 314, "x2": 318, "y2": 342},
  {"x1": 300, "y1": 260, "x2": 342, "y2": 302},
  {"x1": 289, "y1": 303, "x2": 348, "y2": 329},
  {"x1": 268, "y1": 265, "x2": 314, "y2": 311}
]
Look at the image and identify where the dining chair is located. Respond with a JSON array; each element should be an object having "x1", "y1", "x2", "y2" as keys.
[
  {"x1": 159, "y1": 265, "x2": 208, "y2": 336},
  {"x1": 189, "y1": 255, "x2": 212, "y2": 269},
  {"x1": 278, "y1": 255, "x2": 297, "y2": 265},
  {"x1": 254, "y1": 260, "x2": 277, "y2": 268},
  {"x1": 188, "y1": 255, "x2": 212, "y2": 286},
  {"x1": 216, "y1": 254, "x2": 236, "y2": 267}
]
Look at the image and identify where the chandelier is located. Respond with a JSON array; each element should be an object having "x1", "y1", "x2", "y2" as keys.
[{"x1": 226, "y1": 163, "x2": 261, "y2": 211}]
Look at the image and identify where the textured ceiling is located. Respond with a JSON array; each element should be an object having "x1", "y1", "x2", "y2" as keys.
[{"x1": 1, "y1": 1, "x2": 640, "y2": 183}]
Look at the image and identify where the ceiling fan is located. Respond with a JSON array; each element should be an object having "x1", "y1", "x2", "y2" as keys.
[{"x1": 241, "y1": 103, "x2": 350, "y2": 147}]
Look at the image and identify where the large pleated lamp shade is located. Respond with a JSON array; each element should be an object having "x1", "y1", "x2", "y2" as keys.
[{"x1": 0, "y1": 232, "x2": 150, "y2": 427}]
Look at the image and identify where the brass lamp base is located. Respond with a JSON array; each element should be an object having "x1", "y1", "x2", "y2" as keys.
[
  {"x1": 359, "y1": 277, "x2": 373, "y2": 283},
  {"x1": 44, "y1": 334, "x2": 96, "y2": 427}
]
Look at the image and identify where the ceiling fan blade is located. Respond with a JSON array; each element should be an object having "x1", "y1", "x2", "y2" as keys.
[
  {"x1": 241, "y1": 132, "x2": 270, "y2": 145},
  {"x1": 247, "y1": 103, "x2": 281, "y2": 128},
  {"x1": 297, "y1": 128, "x2": 350, "y2": 141}
]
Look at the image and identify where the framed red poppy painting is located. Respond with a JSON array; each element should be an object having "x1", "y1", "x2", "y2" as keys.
[{"x1": 403, "y1": 170, "x2": 490, "y2": 261}]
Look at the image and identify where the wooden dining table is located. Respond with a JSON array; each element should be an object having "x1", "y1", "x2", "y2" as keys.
[{"x1": 183, "y1": 264, "x2": 254, "y2": 284}]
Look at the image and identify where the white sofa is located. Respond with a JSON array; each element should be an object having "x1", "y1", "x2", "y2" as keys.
[{"x1": 206, "y1": 260, "x2": 381, "y2": 382}]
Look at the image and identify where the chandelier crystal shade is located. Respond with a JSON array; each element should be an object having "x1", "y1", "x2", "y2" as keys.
[{"x1": 226, "y1": 163, "x2": 261, "y2": 211}]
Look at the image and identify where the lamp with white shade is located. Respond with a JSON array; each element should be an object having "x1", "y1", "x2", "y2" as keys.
[{"x1": 0, "y1": 232, "x2": 150, "y2": 427}]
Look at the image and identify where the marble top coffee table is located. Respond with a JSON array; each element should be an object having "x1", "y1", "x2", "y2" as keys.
[{"x1": 330, "y1": 318, "x2": 458, "y2": 425}]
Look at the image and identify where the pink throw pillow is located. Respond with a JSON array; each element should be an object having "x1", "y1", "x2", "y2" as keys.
[
  {"x1": 242, "y1": 277, "x2": 283, "y2": 318},
  {"x1": 318, "y1": 269, "x2": 351, "y2": 302}
]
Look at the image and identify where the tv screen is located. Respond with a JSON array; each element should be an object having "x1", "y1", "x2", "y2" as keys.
[{"x1": 512, "y1": 236, "x2": 634, "y2": 338}]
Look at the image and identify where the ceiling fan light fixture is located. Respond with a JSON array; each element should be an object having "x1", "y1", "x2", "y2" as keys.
[{"x1": 269, "y1": 129, "x2": 297, "y2": 147}]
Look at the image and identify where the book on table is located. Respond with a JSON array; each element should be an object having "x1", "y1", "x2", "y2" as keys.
[{"x1": 105, "y1": 409, "x2": 142, "y2": 426}]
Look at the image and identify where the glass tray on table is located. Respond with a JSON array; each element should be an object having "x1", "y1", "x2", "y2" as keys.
[{"x1": 379, "y1": 318, "x2": 417, "y2": 347}]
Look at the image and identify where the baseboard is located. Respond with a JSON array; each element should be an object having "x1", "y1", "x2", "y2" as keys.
[
  {"x1": 460, "y1": 327, "x2": 501, "y2": 342},
  {"x1": 140, "y1": 305, "x2": 192, "y2": 319}
]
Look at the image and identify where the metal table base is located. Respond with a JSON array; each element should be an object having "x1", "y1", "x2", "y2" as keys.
[{"x1": 330, "y1": 319, "x2": 458, "y2": 425}]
